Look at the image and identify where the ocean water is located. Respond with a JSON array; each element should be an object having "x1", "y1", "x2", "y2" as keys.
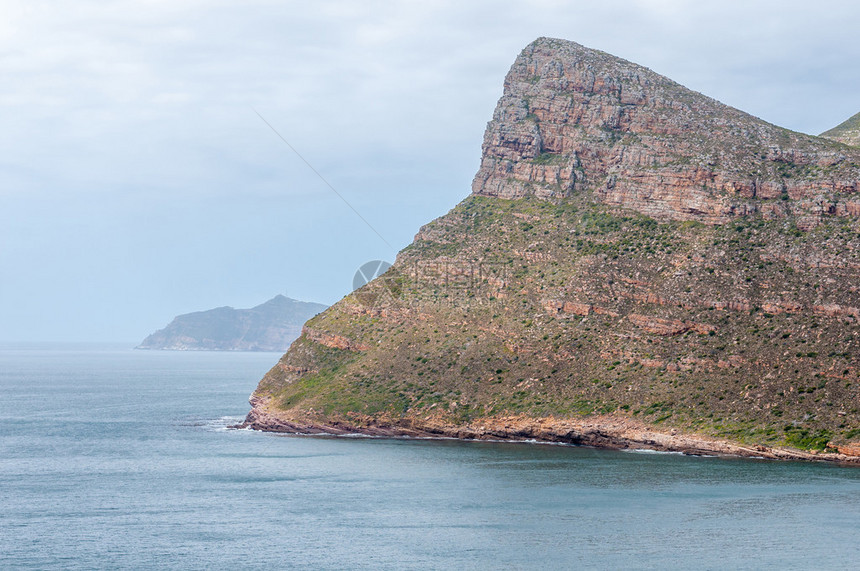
[{"x1": 1, "y1": 345, "x2": 859, "y2": 570}]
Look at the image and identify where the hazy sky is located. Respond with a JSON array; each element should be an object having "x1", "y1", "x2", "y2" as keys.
[{"x1": 2, "y1": 0, "x2": 859, "y2": 342}]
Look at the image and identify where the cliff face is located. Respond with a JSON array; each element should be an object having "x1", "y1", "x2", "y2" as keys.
[
  {"x1": 245, "y1": 38, "x2": 860, "y2": 462},
  {"x1": 138, "y1": 295, "x2": 327, "y2": 351},
  {"x1": 472, "y1": 39, "x2": 860, "y2": 227}
]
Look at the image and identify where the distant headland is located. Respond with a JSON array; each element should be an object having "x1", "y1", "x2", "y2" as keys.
[{"x1": 137, "y1": 295, "x2": 327, "y2": 352}]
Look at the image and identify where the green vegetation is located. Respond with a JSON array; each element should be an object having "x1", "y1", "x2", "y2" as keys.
[
  {"x1": 257, "y1": 192, "x2": 860, "y2": 454},
  {"x1": 531, "y1": 152, "x2": 565, "y2": 165},
  {"x1": 820, "y1": 111, "x2": 860, "y2": 147}
]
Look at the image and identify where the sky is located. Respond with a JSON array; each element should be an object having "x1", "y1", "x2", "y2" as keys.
[{"x1": 1, "y1": 0, "x2": 859, "y2": 342}]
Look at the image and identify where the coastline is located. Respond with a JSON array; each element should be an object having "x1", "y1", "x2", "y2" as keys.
[{"x1": 241, "y1": 397, "x2": 860, "y2": 466}]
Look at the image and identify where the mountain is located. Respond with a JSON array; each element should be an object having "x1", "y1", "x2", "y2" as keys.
[
  {"x1": 821, "y1": 111, "x2": 860, "y2": 147},
  {"x1": 244, "y1": 38, "x2": 860, "y2": 463},
  {"x1": 137, "y1": 295, "x2": 327, "y2": 351}
]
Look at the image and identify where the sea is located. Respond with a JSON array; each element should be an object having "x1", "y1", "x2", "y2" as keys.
[{"x1": 1, "y1": 344, "x2": 859, "y2": 570}]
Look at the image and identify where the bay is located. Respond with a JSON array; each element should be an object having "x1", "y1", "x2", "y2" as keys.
[{"x1": 1, "y1": 345, "x2": 858, "y2": 570}]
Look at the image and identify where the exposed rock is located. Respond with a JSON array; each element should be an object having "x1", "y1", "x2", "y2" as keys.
[
  {"x1": 472, "y1": 39, "x2": 860, "y2": 226},
  {"x1": 302, "y1": 326, "x2": 371, "y2": 352},
  {"x1": 832, "y1": 442, "x2": 860, "y2": 457},
  {"x1": 240, "y1": 400, "x2": 860, "y2": 465},
  {"x1": 543, "y1": 299, "x2": 592, "y2": 316},
  {"x1": 627, "y1": 314, "x2": 714, "y2": 336}
]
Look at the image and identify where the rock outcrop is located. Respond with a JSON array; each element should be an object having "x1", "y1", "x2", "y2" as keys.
[
  {"x1": 138, "y1": 295, "x2": 326, "y2": 351},
  {"x1": 244, "y1": 38, "x2": 860, "y2": 463},
  {"x1": 472, "y1": 39, "x2": 860, "y2": 225}
]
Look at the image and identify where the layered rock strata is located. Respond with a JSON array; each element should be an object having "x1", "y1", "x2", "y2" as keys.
[{"x1": 473, "y1": 39, "x2": 860, "y2": 228}]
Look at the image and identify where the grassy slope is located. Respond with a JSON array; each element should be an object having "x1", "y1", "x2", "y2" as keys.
[
  {"x1": 258, "y1": 194, "x2": 860, "y2": 452},
  {"x1": 821, "y1": 111, "x2": 860, "y2": 147}
]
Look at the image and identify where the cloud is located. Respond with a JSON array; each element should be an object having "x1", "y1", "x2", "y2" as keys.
[
  {"x1": 5, "y1": 1, "x2": 855, "y2": 198},
  {"x1": 1, "y1": 0, "x2": 859, "y2": 340}
]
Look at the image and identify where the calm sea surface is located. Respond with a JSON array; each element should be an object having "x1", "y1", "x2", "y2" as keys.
[{"x1": 1, "y1": 345, "x2": 859, "y2": 570}]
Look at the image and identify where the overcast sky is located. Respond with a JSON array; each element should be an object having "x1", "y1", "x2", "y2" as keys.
[{"x1": 1, "y1": 0, "x2": 859, "y2": 342}]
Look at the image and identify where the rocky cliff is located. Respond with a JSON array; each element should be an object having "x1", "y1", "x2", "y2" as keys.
[
  {"x1": 138, "y1": 295, "x2": 326, "y2": 351},
  {"x1": 245, "y1": 38, "x2": 860, "y2": 463},
  {"x1": 471, "y1": 39, "x2": 860, "y2": 226}
]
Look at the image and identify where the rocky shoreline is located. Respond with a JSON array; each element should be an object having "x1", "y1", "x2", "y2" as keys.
[{"x1": 241, "y1": 397, "x2": 860, "y2": 466}]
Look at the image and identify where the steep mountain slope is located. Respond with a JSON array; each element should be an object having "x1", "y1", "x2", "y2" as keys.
[
  {"x1": 821, "y1": 111, "x2": 860, "y2": 147},
  {"x1": 138, "y1": 295, "x2": 327, "y2": 351},
  {"x1": 245, "y1": 38, "x2": 860, "y2": 462}
]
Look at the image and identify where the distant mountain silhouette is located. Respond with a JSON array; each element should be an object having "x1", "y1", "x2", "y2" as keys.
[{"x1": 137, "y1": 295, "x2": 327, "y2": 351}]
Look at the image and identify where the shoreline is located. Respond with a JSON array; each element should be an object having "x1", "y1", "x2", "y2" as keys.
[{"x1": 241, "y1": 397, "x2": 860, "y2": 466}]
